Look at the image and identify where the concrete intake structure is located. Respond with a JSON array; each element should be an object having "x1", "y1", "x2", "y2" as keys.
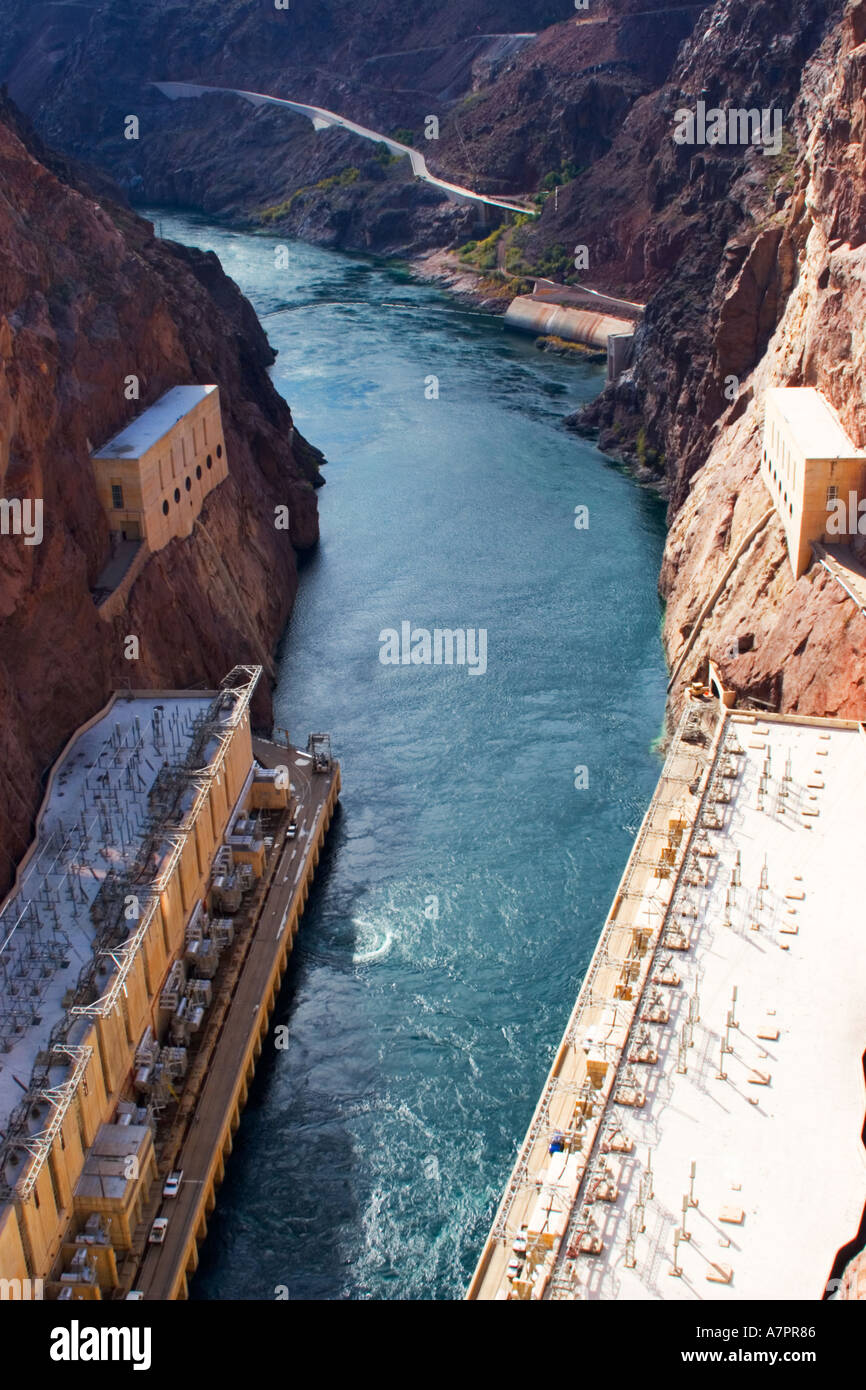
[
  {"x1": 91, "y1": 386, "x2": 228, "y2": 551},
  {"x1": 504, "y1": 297, "x2": 635, "y2": 352}
]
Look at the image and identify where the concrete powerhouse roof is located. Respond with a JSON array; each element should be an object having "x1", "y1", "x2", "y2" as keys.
[
  {"x1": 767, "y1": 386, "x2": 866, "y2": 461},
  {"x1": 92, "y1": 386, "x2": 218, "y2": 460}
]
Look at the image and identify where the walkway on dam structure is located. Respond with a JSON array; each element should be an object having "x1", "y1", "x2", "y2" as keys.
[
  {"x1": 153, "y1": 82, "x2": 537, "y2": 218},
  {"x1": 130, "y1": 739, "x2": 340, "y2": 1300}
]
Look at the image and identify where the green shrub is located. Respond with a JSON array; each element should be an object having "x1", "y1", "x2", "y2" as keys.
[
  {"x1": 314, "y1": 166, "x2": 360, "y2": 191},
  {"x1": 540, "y1": 161, "x2": 583, "y2": 191},
  {"x1": 532, "y1": 243, "x2": 571, "y2": 280},
  {"x1": 769, "y1": 129, "x2": 797, "y2": 193},
  {"x1": 259, "y1": 167, "x2": 360, "y2": 222},
  {"x1": 458, "y1": 226, "x2": 505, "y2": 271},
  {"x1": 374, "y1": 142, "x2": 402, "y2": 166}
]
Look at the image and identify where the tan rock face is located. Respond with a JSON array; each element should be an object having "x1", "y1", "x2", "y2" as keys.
[
  {"x1": 662, "y1": 4, "x2": 866, "y2": 721},
  {"x1": 0, "y1": 99, "x2": 322, "y2": 896},
  {"x1": 839, "y1": 1248, "x2": 866, "y2": 1299},
  {"x1": 564, "y1": 1, "x2": 866, "y2": 723}
]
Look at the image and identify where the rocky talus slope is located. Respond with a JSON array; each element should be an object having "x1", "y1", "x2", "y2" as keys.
[{"x1": 0, "y1": 98, "x2": 322, "y2": 896}]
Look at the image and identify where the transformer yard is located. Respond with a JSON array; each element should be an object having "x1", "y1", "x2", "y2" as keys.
[
  {"x1": 469, "y1": 692, "x2": 866, "y2": 1301},
  {"x1": 0, "y1": 667, "x2": 340, "y2": 1299}
]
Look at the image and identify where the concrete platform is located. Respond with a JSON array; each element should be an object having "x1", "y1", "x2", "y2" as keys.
[
  {"x1": 470, "y1": 705, "x2": 866, "y2": 1301},
  {"x1": 131, "y1": 741, "x2": 340, "y2": 1299},
  {"x1": 91, "y1": 539, "x2": 142, "y2": 603}
]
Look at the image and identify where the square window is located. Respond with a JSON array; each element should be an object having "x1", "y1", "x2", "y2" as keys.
[{"x1": 111, "y1": 483, "x2": 124, "y2": 510}]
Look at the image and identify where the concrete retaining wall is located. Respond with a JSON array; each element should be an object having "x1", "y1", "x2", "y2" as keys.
[
  {"x1": 97, "y1": 540, "x2": 151, "y2": 622},
  {"x1": 607, "y1": 332, "x2": 635, "y2": 382}
]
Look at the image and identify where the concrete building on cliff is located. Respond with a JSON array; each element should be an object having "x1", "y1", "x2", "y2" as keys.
[
  {"x1": 761, "y1": 387, "x2": 866, "y2": 578},
  {"x1": 91, "y1": 385, "x2": 228, "y2": 551},
  {"x1": 0, "y1": 666, "x2": 292, "y2": 1296}
]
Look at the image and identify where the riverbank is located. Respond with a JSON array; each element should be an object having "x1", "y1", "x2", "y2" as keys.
[
  {"x1": 410, "y1": 249, "x2": 636, "y2": 366},
  {"x1": 410, "y1": 248, "x2": 516, "y2": 313}
]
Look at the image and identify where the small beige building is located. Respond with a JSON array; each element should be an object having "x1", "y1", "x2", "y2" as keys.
[
  {"x1": 91, "y1": 385, "x2": 228, "y2": 551},
  {"x1": 761, "y1": 387, "x2": 866, "y2": 578}
]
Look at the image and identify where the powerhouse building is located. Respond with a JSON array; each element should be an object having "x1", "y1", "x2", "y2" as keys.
[
  {"x1": 470, "y1": 696, "x2": 866, "y2": 1301},
  {"x1": 0, "y1": 666, "x2": 290, "y2": 1294}
]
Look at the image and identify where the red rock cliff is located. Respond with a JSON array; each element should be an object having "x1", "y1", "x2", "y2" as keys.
[
  {"x1": 560, "y1": 0, "x2": 866, "y2": 720},
  {"x1": 0, "y1": 98, "x2": 323, "y2": 895},
  {"x1": 0, "y1": 1, "x2": 703, "y2": 255},
  {"x1": 660, "y1": 0, "x2": 866, "y2": 719}
]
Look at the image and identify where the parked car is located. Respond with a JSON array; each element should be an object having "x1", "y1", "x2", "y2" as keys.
[
  {"x1": 162, "y1": 1170, "x2": 183, "y2": 1199},
  {"x1": 148, "y1": 1217, "x2": 169, "y2": 1245},
  {"x1": 125, "y1": 1291, "x2": 144, "y2": 1300},
  {"x1": 287, "y1": 822, "x2": 298, "y2": 839}
]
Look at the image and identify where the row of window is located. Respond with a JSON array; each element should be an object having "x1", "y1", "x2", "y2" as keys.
[
  {"x1": 110, "y1": 444, "x2": 223, "y2": 516},
  {"x1": 160, "y1": 454, "x2": 218, "y2": 515},
  {"x1": 764, "y1": 450, "x2": 794, "y2": 518},
  {"x1": 765, "y1": 449, "x2": 840, "y2": 524},
  {"x1": 767, "y1": 421, "x2": 796, "y2": 486},
  {"x1": 158, "y1": 440, "x2": 223, "y2": 492}
]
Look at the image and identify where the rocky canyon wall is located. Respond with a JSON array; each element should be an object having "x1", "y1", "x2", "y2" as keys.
[
  {"x1": 0, "y1": 1, "x2": 703, "y2": 254},
  {"x1": 565, "y1": 0, "x2": 866, "y2": 720},
  {"x1": 0, "y1": 97, "x2": 322, "y2": 896},
  {"x1": 8, "y1": 0, "x2": 862, "y2": 725}
]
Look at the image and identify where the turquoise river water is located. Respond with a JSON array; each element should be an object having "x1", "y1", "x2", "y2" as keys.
[{"x1": 151, "y1": 212, "x2": 668, "y2": 1300}]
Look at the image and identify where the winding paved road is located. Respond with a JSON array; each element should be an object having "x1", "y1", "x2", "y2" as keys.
[{"x1": 153, "y1": 81, "x2": 537, "y2": 216}]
